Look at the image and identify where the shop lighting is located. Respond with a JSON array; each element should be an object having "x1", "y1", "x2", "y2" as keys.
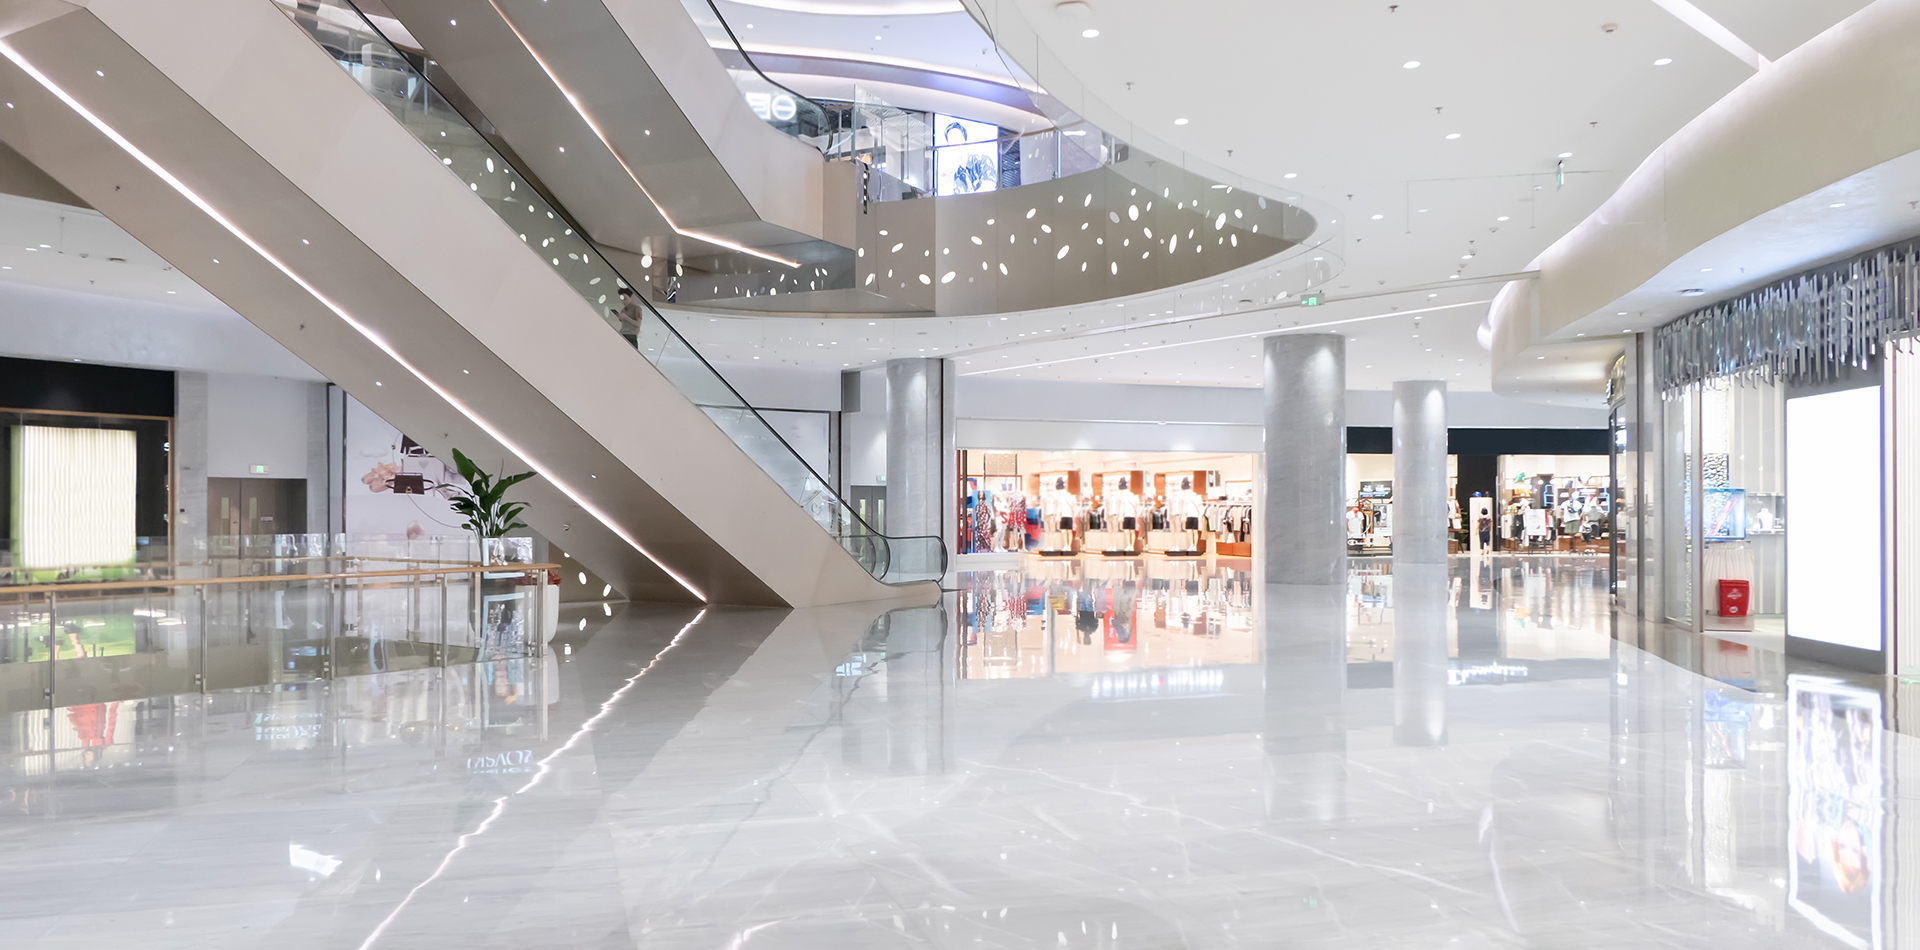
[{"x1": 0, "y1": 40, "x2": 709, "y2": 603}]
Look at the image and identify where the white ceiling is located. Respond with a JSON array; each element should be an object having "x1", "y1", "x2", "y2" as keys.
[
  {"x1": 671, "y1": 0, "x2": 1875, "y2": 390},
  {"x1": 0, "y1": 0, "x2": 1882, "y2": 397}
]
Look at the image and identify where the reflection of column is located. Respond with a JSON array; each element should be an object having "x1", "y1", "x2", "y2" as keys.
[
  {"x1": 1263, "y1": 582, "x2": 1347, "y2": 821},
  {"x1": 1263, "y1": 334, "x2": 1345, "y2": 585},
  {"x1": 885, "y1": 358, "x2": 955, "y2": 576},
  {"x1": 881, "y1": 603, "x2": 950, "y2": 776},
  {"x1": 1392, "y1": 561, "x2": 1449, "y2": 746}
]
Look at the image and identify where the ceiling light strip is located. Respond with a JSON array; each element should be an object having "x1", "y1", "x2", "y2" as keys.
[
  {"x1": 1646, "y1": 0, "x2": 1767, "y2": 69},
  {"x1": 0, "y1": 42, "x2": 708, "y2": 603},
  {"x1": 484, "y1": 0, "x2": 802, "y2": 268},
  {"x1": 961, "y1": 299, "x2": 1492, "y2": 376}
]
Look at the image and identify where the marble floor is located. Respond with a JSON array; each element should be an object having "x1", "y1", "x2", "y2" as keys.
[{"x1": 0, "y1": 555, "x2": 1906, "y2": 948}]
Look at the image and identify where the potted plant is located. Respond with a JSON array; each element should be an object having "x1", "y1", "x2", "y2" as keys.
[{"x1": 431, "y1": 448, "x2": 537, "y2": 565}]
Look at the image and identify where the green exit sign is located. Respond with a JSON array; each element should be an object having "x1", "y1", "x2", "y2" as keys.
[
  {"x1": 250, "y1": 464, "x2": 269, "y2": 474},
  {"x1": 1301, "y1": 294, "x2": 1322, "y2": 307}
]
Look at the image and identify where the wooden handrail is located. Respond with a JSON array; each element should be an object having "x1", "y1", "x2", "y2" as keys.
[{"x1": 0, "y1": 563, "x2": 562, "y2": 597}]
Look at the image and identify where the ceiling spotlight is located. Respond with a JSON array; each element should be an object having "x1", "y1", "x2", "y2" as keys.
[
  {"x1": 1830, "y1": 202, "x2": 1847, "y2": 208},
  {"x1": 1679, "y1": 288, "x2": 1706, "y2": 296},
  {"x1": 1081, "y1": 28, "x2": 1100, "y2": 37},
  {"x1": 1283, "y1": 172, "x2": 1297, "y2": 179},
  {"x1": 1616, "y1": 311, "x2": 1628, "y2": 316},
  {"x1": 1654, "y1": 57, "x2": 1673, "y2": 65},
  {"x1": 1403, "y1": 61, "x2": 1421, "y2": 69},
  {"x1": 1370, "y1": 214, "x2": 1383, "y2": 220},
  {"x1": 1174, "y1": 118, "x2": 1189, "y2": 126},
  {"x1": 1445, "y1": 132, "x2": 1461, "y2": 140},
  {"x1": 1557, "y1": 152, "x2": 1573, "y2": 158},
  {"x1": 1700, "y1": 267, "x2": 1712, "y2": 272},
  {"x1": 1496, "y1": 215, "x2": 1510, "y2": 222}
]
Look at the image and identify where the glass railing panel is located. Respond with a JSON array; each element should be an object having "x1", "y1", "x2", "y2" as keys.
[
  {"x1": 274, "y1": 0, "x2": 940, "y2": 582},
  {"x1": 4, "y1": 562, "x2": 552, "y2": 715}
]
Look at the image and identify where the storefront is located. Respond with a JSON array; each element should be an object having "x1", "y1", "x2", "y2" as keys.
[
  {"x1": 1625, "y1": 238, "x2": 1920, "y2": 673},
  {"x1": 956, "y1": 449, "x2": 1256, "y2": 560},
  {"x1": 1344, "y1": 442, "x2": 1610, "y2": 556}
]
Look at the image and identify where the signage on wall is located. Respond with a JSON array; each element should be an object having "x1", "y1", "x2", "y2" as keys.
[
  {"x1": 1358, "y1": 480, "x2": 1392, "y2": 499},
  {"x1": 250, "y1": 464, "x2": 268, "y2": 474}
]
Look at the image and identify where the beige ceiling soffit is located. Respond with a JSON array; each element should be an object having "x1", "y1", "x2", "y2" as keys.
[
  {"x1": 1647, "y1": 0, "x2": 1768, "y2": 69},
  {"x1": 0, "y1": 1, "x2": 77, "y2": 39}
]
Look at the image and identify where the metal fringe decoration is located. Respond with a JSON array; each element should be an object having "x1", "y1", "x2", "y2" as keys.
[{"x1": 1653, "y1": 239, "x2": 1920, "y2": 393}]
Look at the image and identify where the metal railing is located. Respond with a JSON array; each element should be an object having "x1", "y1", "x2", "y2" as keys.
[{"x1": 1, "y1": 555, "x2": 558, "y2": 715}]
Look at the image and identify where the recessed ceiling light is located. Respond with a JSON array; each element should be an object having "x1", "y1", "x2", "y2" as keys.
[
  {"x1": 1557, "y1": 152, "x2": 1573, "y2": 159},
  {"x1": 1283, "y1": 172, "x2": 1297, "y2": 179},
  {"x1": 1679, "y1": 288, "x2": 1706, "y2": 296},
  {"x1": 1496, "y1": 215, "x2": 1510, "y2": 222},
  {"x1": 1445, "y1": 132, "x2": 1461, "y2": 140},
  {"x1": 1700, "y1": 267, "x2": 1712, "y2": 272},
  {"x1": 1616, "y1": 311, "x2": 1628, "y2": 316},
  {"x1": 1081, "y1": 28, "x2": 1099, "y2": 37},
  {"x1": 1447, "y1": 275, "x2": 1460, "y2": 279},
  {"x1": 1654, "y1": 57, "x2": 1673, "y2": 65},
  {"x1": 1830, "y1": 202, "x2": 1847, "y2": 208},
  {"x1": 1173, "y1": 118, "x2": 1189, "y2": 126},
  {"x1": 1403, "y1": 61, "x2": 1421, "y2": 69},
  {"x1": 1370, "y1": 214, "x2": 1383, "y2": 220}
]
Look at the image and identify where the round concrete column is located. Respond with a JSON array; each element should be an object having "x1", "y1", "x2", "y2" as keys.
[
  {"x1": 1262, "y1": 333, "x2": 1346, "y2": 586},
  {"x1": 1391, "y1": 380, "x2": 1449, "y2": 565}
]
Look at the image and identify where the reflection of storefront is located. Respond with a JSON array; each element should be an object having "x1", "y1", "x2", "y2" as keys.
[
  {"x1": 956, "y1": 449, "x2": 1254, "y2": 559},
  {"x1": 952, "y1": 557, "x2": 1254, "y2": 678}
]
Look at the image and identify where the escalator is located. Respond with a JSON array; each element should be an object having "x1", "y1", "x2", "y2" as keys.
[{"x1": 0, "y1": 0, "x2": 941, "y2": 607}]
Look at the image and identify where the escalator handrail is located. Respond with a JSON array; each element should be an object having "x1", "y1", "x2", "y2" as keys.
[{"x1": 700, "y1": 0, "x2": 841, "y2": 153}]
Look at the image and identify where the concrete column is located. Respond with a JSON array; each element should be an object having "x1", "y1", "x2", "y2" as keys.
[
  {"x1": 1391, "y1": 381, "x2": 1449, "y2": 565},
  {"x1": 1262, "y1": 334, "x2": 1345, "y2": 585},
  {"x1": 885, "y1": 358, "x2": 954, "y2": 576},
  {"x1": 173, "y1": 371, "x2": 209, "y2": 561},
  {"x1": 1391, "y1": 381, "x2": 1448, "y2": 746}
]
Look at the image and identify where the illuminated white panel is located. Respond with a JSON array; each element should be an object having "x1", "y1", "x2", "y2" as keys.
[
  {"x1": 1786, "y1": 387, "x2": 1882, "y2": 651},
  {"x1": 14, "y1": 425, "x2": 138, "y2": 569}
]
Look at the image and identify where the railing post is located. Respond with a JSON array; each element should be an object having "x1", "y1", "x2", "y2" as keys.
[
  {"x1": 197, "y1": 584, "x2": 209, "y2": 693},
  {"x1": 439, "y1": 572, "x2": 449, "y2": 668},
  {"x1": 44, "y1": 591, "x2": 56, "y2": 711}
]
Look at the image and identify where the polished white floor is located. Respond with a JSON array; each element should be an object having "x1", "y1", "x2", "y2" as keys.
[{"x1": 0, "y1": 555, "x2": 1897, "y2": 948}]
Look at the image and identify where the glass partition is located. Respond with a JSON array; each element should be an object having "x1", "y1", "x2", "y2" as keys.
[
  {"x1": 274, "y1": 0, "x2": 939, "y2": 583},
  {"x1": 0, "y1": 557, "x2": 555, "y2": 715}
]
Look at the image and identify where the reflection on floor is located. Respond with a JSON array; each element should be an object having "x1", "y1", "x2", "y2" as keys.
[{"x1": 0, "y1": 557, "x2": 1909, "y2": 947}]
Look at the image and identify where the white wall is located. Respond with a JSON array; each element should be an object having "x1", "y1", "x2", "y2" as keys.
[
  {"x1": 954, "y1": 378, "x2": 1609, "y2": 452},
  {"x1": 0, "y1": 280, "x2": 322, "y2": 379},
  {"x1": 205, "y1": 373, "x2": 320, "y2": 480},
  {"x1": 841, "y1": 367, "x2": 889, "y2": 486},
  {"x1": 707, "y1": 360, "x2": 840, "y2": 411}
]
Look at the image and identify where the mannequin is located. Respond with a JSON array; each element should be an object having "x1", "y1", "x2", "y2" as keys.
[
  {"x1": 1040, "y1": 477, "x2": 1077, "y2": 554},
  {"x1": 1166, "y1": 475, "x2": 1204, "y2": 555},
  {"x1": 1104, "y1": 476, "x2": 1142, "y2": 554}
]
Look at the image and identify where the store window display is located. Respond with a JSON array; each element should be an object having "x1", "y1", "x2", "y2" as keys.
[{"x1": 955, "y1": 450, "x2": 1257, "y2": 561}]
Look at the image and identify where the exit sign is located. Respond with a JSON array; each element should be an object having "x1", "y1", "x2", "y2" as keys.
[
  {"x1": 250, "y1": 464, "x2": 269, "y2": 474},
  {"x1": 1301, "y1": 294, "x2": 1322, "y2": 307}
]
